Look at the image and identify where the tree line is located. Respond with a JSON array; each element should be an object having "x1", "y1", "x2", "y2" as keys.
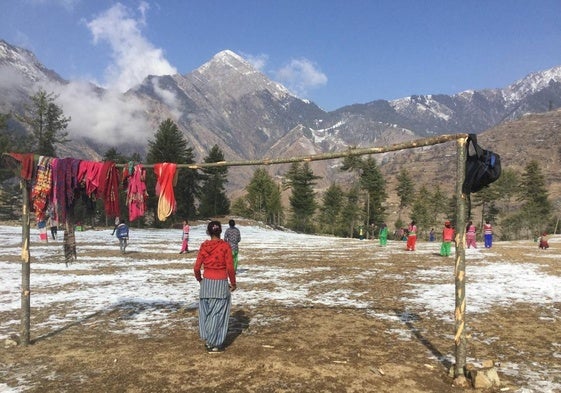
[{"x1": 0, "y1": 89, "x2": 556, "y2": 239}]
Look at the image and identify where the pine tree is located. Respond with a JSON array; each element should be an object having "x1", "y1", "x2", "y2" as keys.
[
  {"x1": 339, "y1": 183, "x2": 361, "y2": 238},
  {"x1": 428, "y1": 185, "x2": 446, "y2": 226},
  {"x1": 359, "y1": 157, "x2": 387, "y2": 224},
  {"x1": 284, "y1": 162, "x2": 320, "y2": 233},
  {"x1": 492, "y1": 168, "x2": 519, "y2": 215},
  {"x1": 396, "y1": 168, "x2": 415, "y2": 221},
  {"x1": 410, "y1": 185, "x2": 432, "y2": 238},
  {"x1": 318, "y1": 183, "x2": 344, "y2": 235},
  {"x1": 198, "y1": 145, "x2": 230, "y2": 218},
  {"x1": 341, "y1": 155, "x2": 387, "y2": 226},
  {"x1": 146, "y1": 119, "x2": 199, "y2": 225},
  {"x1": 518, "y1": 160, "x2": 552, "y2": 234},
  {"x1": 267, "y1": 183, "x2": 283, "y2": 226},
  {"x1": 243, "y1": 168, "x2": 283, "y2": 225},
  {"x1": 17, "y1": 89, "x2": 70, "y2": 156}
]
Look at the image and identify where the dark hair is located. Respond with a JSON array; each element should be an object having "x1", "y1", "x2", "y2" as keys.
[
  {"x1": 229, "y1": 219, "x2": 235, "y2": 227},
  {"x1": 207, "y1": 220, "x2": 222, "y2": 237}
]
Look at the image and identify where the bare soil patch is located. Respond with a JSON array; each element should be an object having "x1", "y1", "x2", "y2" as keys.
[{"x1": 1, "y1": 228, "x2": 560, "y2": 392}]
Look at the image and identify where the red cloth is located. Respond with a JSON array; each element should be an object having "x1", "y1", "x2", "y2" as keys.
[
  {"x1": 7, "y1": 153, "x2": 35, "y2": 180},
  {"x1": 127, "y1": 164, "x2": 148, "y2": 222},
  {"x1": 78, "y1": 161, "x2": 103, "y2": 197},
  {"x1": 98, "y1": 161, "x2": 120, "y2": 218}
]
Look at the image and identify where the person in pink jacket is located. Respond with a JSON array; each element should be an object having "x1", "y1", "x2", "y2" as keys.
[
  {"x1": 194, "y1": 221, "x2": 237, "y2": 353},
  {"x1": 179, "y1": 220, "x2": 190, "y2": 254}
]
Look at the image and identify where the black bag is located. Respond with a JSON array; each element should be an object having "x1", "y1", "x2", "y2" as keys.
[{"x1": 462, "y1": 134, "x2": 501, "y2": 194}]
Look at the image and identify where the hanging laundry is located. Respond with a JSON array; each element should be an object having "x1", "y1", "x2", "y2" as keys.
[
  {"x1": 51, "y1": 157, "x2": 81, "y2": 223},
  {"x1": 97, "y1": 161, "x2": 121, "y2": 219},
  {"x1": 6, "y1": 153, "x2": 35, "y2": 180},
  {"x1": 154, "y1": 162, "x2": 177, "y2": 221},
  {"x1": 77, "y1": 160, "x2": 103, "y2": 198},
  {"x1": 31, "y1": 156, "x2": 53, "y2": 222},
  {"x1": 127, "y1": 164, "x2": 148, "y2": 222}
]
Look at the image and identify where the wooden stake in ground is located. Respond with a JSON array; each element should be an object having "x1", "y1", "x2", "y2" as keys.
[
  {"x1": 20, "y1": 178, "x2": 31, "y2": 346},
  {"x1": 454, "y1": 136, "x2": 468, "y2": 382}
]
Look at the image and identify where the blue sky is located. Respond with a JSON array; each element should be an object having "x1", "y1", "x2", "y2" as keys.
[{"x1": 1, "y1": 0, "x2": 561, "y2": 111}]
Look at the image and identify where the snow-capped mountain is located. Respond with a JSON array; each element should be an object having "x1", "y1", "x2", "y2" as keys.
[{"x1": 2, "y1": 38, "x2": 561, "y2": 192}]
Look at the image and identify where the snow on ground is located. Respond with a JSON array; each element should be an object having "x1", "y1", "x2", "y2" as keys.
[{"x1": 1, "y1": 224, "x2": 561, "y2": 392}]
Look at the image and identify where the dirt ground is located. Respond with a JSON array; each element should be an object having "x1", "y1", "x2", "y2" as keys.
[{"x1": 1, "y1": 227, "x2": 560, "y2": 393}]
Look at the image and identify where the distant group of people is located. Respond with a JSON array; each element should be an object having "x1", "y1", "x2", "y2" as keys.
[
  {"x1": 384, "y1": 218, "x2": 552, "y2": 254},
  {"x1": 381, "y1": 219, "x2": 497, "y2": 256}
]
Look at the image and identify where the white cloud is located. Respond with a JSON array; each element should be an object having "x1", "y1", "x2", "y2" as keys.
[
  {"x1": 274, "y1": 58, "x2": 327, "y2": 97},
  {"x1": 151, "y1": 78, "x2": 182, "y2": 121},
  {"x1": 243, "y1": 53, "x2": 269, "y2": 72},
  {"x1": 86, "y1": 1, "x2": 177, "y2": 93},
  {"x1": 47, "y1": 80, "x2": 153, "y2": 145}
]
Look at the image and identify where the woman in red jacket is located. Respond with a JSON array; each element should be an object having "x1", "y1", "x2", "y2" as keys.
[{"x1": 194, "y1": 221, "x2": 237, "y2": 353}]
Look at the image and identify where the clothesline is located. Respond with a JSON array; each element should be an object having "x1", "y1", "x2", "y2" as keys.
[{"x1": 113, "y1": 133, "x2": 468, "y2": 169}]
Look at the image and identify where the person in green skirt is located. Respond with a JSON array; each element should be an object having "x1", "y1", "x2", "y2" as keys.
[
  {"x1": 440, "y1": 220, "x2": 455, "y2": 257},
  {"x1": 379, "y1": 223, "x2": 388, "y2": 246}
]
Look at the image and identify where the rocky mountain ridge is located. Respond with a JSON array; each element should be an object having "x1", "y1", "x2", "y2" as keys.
[{"x1": 1, "y1": 39, "x2": 561, "y2": 201}]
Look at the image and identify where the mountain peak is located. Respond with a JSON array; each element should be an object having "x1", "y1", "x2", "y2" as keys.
[
  {"x1": 214, "y1": 49, "x2": 245, "y2": 63},
  {"x1": 197, "y1": 49, "x2": 256, "y2": 76}
]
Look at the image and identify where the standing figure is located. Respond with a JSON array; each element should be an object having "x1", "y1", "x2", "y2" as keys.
[
  {"x1": 194, "y1": 221, "x2": 237, "y2": 353},
  {"x1": 224, "y1": 219, "x2": 242, "y2": 272},
  {"x1": 539, "y1": 232, "x2": 549, "y2": 249},
  {"x1": 379, "y1": 223, "x2": 388, "y2": 246},
  {"x1": 180, "y1": 220, "x2": 190, "y2": 254},
  {"x1": 440, "y1": 220, "x2": 455, "y2": 257},
  {"x1": 466, "y1": 220, "x2": 477, "y2": 248},
  {"x1": 483, "y1": 220, "x2": 493, "y2": 248},
  {"x1": 406, "y1": 221, "x2": 417, "y2": 251},
  {"x1": 429, "y1": 228, "x2": 435, "y2": 242},
  {"x1": 115, "y1": 219, "x2": 129, "y2": 254},
  {"x1": 48, "y1": 216, "x2": 58, "y2": 240}
]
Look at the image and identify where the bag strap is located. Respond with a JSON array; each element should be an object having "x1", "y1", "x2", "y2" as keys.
[{"x1": 467, "y1": 133, "x2": 484, "y2": 158}]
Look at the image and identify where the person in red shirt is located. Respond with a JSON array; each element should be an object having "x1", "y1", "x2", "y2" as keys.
[
  {"x1": 440, "y1": 220, "x2": 455, "y2": 257},
  {"x1": 194, "y1": 221, "x2": 237, "y2": 353},
  {"x1": 406, "y1": 221, "x2": 417, "y2": 251}
]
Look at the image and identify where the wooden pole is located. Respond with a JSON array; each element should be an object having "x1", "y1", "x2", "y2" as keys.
[
  {"x1": 20, "y1": 179, "x2": 31, "y2": 346},
  {"x1": 453, "y1": 136, "x2": 468, "y2": 382},
  {"x1": 115, "y1": 134, "x2": 469, "y2": 170}
]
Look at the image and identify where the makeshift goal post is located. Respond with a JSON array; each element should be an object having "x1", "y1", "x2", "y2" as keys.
[{"x1": 6, "y1": 133, "x2": 470, "y2": 381}]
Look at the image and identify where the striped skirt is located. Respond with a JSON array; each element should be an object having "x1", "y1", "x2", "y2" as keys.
[{"x1": 198, "y1": 279, "x2": 231, "y2": 348}]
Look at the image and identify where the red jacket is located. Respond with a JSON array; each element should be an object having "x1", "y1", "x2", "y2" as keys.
[
  {"x1": 194, "y1": 239, "x2": 236, "y2": 285},
  {"x1": 442, "y1": 227, "x2": 455, "y2": 242}
]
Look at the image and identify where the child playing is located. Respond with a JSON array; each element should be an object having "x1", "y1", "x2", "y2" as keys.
[{"x1": 115, "y1": 219, "x2": 129, "y2": 254}]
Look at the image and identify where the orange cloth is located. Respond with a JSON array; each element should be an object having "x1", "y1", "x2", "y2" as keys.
[{"x1": 154, "y1": 163, "x2": 177, "y2": 221}]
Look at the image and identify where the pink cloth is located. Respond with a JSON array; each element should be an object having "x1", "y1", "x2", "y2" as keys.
[{"x1": 127, "y1": 164, "x2": 148, "y2": 222}]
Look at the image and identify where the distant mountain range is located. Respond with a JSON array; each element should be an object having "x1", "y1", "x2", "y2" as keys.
[{"x1": 2, "y1": 39, "x2": 561, "y2": 201}]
